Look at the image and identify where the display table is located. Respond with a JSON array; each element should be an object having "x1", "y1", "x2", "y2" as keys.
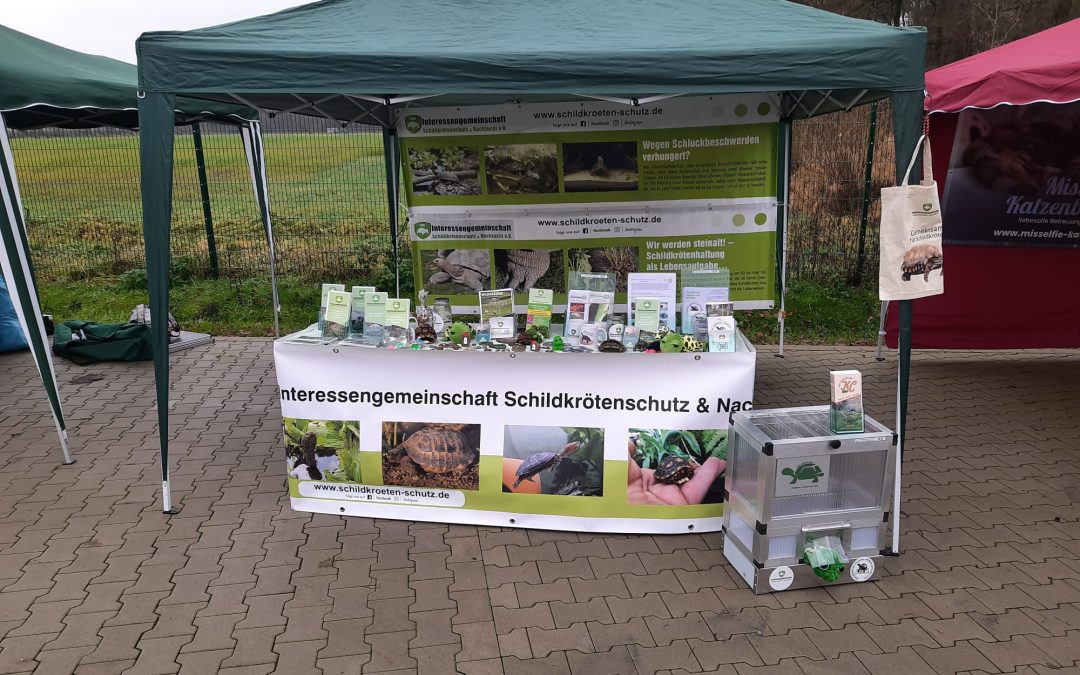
[{"x1": 274, "y1": 334, "x2": 757, "y2": 533}]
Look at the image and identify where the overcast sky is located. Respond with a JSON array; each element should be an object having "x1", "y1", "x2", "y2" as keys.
[{"x1": 2, "y1": 0, "x2": 315, "y2": 63}]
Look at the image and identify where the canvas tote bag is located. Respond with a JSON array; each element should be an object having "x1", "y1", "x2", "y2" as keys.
[{"x1": 879, "y1": 135, "x2": 944, "y2": 301}]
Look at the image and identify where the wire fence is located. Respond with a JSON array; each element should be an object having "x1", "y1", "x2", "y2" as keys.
[{"x1": 10, "y1": 107, "x2": 892, "y2": 287}]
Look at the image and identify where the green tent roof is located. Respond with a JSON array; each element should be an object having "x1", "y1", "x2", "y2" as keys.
[
  {"x1": 137, "y1": 0, "x2": 926, "y2": 119},
  {"x1": 1, "y1": 25, "x2": 255, "y2": 129}
]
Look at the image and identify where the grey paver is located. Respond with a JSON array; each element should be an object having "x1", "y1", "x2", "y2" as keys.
[{"x1": 0, "y1": 342, "x2": 1076, "y2": 675}]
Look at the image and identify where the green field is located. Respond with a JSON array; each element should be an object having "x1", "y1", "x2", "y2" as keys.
[
  {"x1": 11, "y1": 131, "x2": 396, "y2": 281},
  {"x1": 12, "y1": 129, "x2": 881, "y2": 342}
]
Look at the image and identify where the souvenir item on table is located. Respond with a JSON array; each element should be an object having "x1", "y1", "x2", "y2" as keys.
[
  {"x1": 659, "y1": 331, "x2": 685, "y2": 353},
  {"x1": 627, "y1": 273, "x2": 676, "y2": 330},
  {"x1": 322, "y1": 290, "x2": 351, "y2": 340},
  {"x1": 349, "y1": 286, "x2": 376, "y2": 336},
  {"x1": 634, "y1": 298, "x2": 661, "y2": 334},
  {"x1": 551, "y1": 336, "x2": 565, "y2": 352},
  {"x1": 385, "y1": 299, "x2": 411, "y2": 329},
  {"x1": 623, "y1": 326, "x2": 640, "y2": 350},
  {"x1": 598, "y1": 339, "x2": 625, "y2": 353},
  {"x1": 319, "y1": 283, "x2": 345, "y2": 332},
  {"x1": 829, "y1": 370, "x2": 864, "y2": 433},
  {"x1": 681, "y1": 336, "x2": 705, "y2": 353},
  {"x1": 706, "y1": 301, "x2": 735, "y2": 353},
  {"x1": 364, "y1": 292, "x2": 388, "y2": 328},
  {"x1": 445, "y1": 322, "x2": 472, "y2": 345},
  {"x1": 415, "y1": 290, "x2": 434, "y2": 328},
  {"x1": 432, "y1": 297, "x2": 453, "y2": 333},
  {"x1": 579, "y1": 323, "x2": 601, "y2": 351},
  {"x1": 681, "y1": 268, "x2": 730, "y2": 334},
  {"x1": 479, "y1": 288, "x2": 514, "y2": 324},
  {"x1": 565, "y1": 272, "x2": 615, "y2": 342},
  {"x1": 490, "y1": 316, "x2": 515, "y2": 340},
  {"x1": 525, "y1": 288, "x2": 554, "y2": 336}
]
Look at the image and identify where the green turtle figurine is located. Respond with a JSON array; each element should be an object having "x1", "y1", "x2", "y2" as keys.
[
  {"x1": 445, "y1": 321, "x2": 471, "y2": 345},
  {"x1": 552, "y1": 336, "x2": 565, "y2": 352},
  {"x1": 659, "y1": 332, "x2": 685, "y2": 353}
]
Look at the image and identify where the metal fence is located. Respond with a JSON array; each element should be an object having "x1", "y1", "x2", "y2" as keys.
[{"x1": 11, "y1": 107, "x2": 890, "y2": 287}]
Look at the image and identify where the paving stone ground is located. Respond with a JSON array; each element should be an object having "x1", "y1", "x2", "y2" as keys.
[{"x1": 1, "y1": 339, "x2": 1078, "y2": 674}]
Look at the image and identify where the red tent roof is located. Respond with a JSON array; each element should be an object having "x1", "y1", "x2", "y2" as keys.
[{"x1": 925, "y1": 18, "x2": 1080, "y2": 113}]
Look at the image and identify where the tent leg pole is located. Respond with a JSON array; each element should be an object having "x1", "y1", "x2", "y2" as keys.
[
  {"x1": 383, "y1": 124, "x2": 401, "y2": 297},
  {"x1": 139, "y1": 92, "x2": 179, "y2": 515},
  {"x1": 889, "y1": 299, "x2": 912, "y2": 555},
  {"x1": 242, "y1": 121, "x2": 280, "y2": 337},
  {"x1": 192, "y1": 123, "x2": 219, "y2": 279},
  {"x1": 0, "y1": 114, "x2": 73, "y2": 466},
  {"x1": 875, "y1": 300, "x2": 889, "y2": 360},
  {"x1": 777, "y1": 120, "x2": 791, "y2": 357}
]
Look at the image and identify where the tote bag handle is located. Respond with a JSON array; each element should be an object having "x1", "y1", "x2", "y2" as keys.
[{"x1": 900, "y1": 134, "x2": 934, "y2": 185}]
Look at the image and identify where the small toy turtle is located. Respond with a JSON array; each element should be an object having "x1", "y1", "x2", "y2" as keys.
[
  {"x1": 598, "y1": 339, "x2": 625, "y2": 353},
  {"x1": 444, "y1": 321, "x2": 471, "y2": 345},
  {"x1": 781, "y1": 461, "x2": 825, "y2": 485},
  {"x1": 414, "y1": 324, "x2": 438, "y2": 343},
  {"x1": 513, "y1": 442, "x2": 581, "y2": 488},
  {"x1": 681, "y1": 336, "x2": 704, "y2": 353},
  {"x1": 660, "y1": 332, "x2": 685, "y2": 353},
  {"x1": 654, "y1": 455, "x2": 697, "y2": 485},
  {"x1": 551, "y1": 336, "x2": 565, "y2": 352},
  {"x1": 396, "y1": 426, "x2": 477, "y2": 474}
]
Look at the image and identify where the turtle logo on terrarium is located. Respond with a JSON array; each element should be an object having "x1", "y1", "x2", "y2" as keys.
[{"x1": 781, "y1": 461, "x2": 825, "y2": 485}]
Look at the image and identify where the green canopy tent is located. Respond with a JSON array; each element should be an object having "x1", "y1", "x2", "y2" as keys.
[
  {"x1": 136, "y1": 0, "x2": 926, "y2": 550},
  {"x1": 0, "y1": 25, "x2": 271, "y2": 468}
]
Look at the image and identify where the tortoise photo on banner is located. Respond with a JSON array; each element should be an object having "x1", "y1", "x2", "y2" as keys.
[
  {"x1": 627, "y1": 428, "x2": 728, "y2": 506},
  {"x1": 382, "y1": 422, "x2": 481, "y2": 490},
  {"x1": 421, "y1": 249, "x2": 492, "y2": 294},
  {"x1": 407, "y1": 146, "x2": 482, "y2": 196},
  {"x1": 283, "y1": 418, "x2": 362, "y2": 483},
  {"x1": 501, "y1": 425, "x2": 604, "y2": 496}
]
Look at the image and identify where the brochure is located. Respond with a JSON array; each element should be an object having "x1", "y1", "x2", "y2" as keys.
[
  {"x1": 627, "y1": 273, "x2": 676, "y2": 330},
  {"x1": 323, "y1": 290, "x2": 352, "y2": 340},
  {"x1": 681, "y1": 269, "x2": 730, "y2": 335},
  {"x1": 479, "y1": 288, "x2": 514, "y2": 325},
  {"x1": 706, "y1": 302, "x2": 735, "y2": 353},
  {"x1": 635, "y1": 297, "x2": 661, "y2": 334},
  {"x1": 490, "y1": 316, "x2": 515, "y2": 340},
  {"x1": 525, "y1": 289, "x2": 554, "y2": 335},
  {"x1": 565, "y1": 272, "x2": 615, "y2": 342},
  {"x1": 364, "y1": 292, "x2": 388, "y2": 327},
  {"x1": 830, "y1": 370, "x2": 865, "y2": 433},
  {"x1": 319, "y1": 283, "x2": 346, "y2": 332},
  {"x1": 349, "y1": 286, "x2": 377, "y2": 336},
  {"x1": 385, "y1": 298, "x2": 411, "y2": 329}
]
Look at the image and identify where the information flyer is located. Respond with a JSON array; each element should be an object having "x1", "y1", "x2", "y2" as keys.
[
  {"x1": 399, "y1": 95, "x2": 780, "y2": 310},
  {"x1": 275, "y1": 340, "x2": 756, "y2": 533}
]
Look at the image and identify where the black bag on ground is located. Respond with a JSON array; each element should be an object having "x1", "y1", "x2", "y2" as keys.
[{"x1": 52, "y1": 321, "x2": 154, "y2": 365}]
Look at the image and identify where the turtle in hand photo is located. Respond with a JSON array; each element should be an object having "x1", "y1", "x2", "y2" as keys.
[
  {"x1": 513, "y1": 442, "x2": 581, "y2": 488},
  {"x1": 654, "y1": 455, "x2": 698, "y2": 485}
]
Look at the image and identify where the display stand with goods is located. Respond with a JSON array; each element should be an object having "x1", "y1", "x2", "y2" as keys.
[{"x1": 723, "y1": 405, "x2": 895, "y2": 593}]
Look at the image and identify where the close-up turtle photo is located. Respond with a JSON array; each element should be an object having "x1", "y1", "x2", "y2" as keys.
[
  {"x1": 382, "y1": 422, "x2": 481, "y2": 490},
  {"x1": 502, "y1": 426, "x2": 604, "y2": 496},
  {"x1": 627, "y1": 428, "x2": 728, "y2": 505}
]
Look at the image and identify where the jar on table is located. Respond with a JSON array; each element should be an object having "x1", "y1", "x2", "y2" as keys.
[{"x1": 432, "y1": 298, "x2": 453, "y2": 333}]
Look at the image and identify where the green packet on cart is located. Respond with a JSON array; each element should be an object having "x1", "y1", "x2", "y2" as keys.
[
  {"x1": 525, "y1": 288, "x2": 553, "y2": 335},
  {"x1": 322, "y1": 289, "x2": 351, "y2": 339}
]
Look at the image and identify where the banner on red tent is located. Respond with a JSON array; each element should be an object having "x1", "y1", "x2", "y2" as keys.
[{"x1": 942, "y1": 102, "x2": 1080, "y2": 248}]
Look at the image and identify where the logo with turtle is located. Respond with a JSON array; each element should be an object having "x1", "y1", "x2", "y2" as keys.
[
  {"x1": 781, "y1": 461, "x2": 824, "y2": 485},
  {"x1": 404, "y1": 115, "x2": 423, "y2": 133},
  {"x1": 413, "y1": 221, "x2": 433, "y2": 240}
]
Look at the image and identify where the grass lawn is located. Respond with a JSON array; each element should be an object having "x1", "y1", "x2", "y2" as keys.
[{"x1": 39, "y1": 276, "x2": 882, "y2": 344}]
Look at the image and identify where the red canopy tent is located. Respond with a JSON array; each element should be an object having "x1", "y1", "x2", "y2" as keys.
[{"x1": 885, "y1": 19, "x2": 1080, "y2": 349}]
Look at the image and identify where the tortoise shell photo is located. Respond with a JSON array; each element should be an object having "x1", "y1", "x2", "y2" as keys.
[{"x1": 383, "y1": 422, "x2": 480, "y2": 490}]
